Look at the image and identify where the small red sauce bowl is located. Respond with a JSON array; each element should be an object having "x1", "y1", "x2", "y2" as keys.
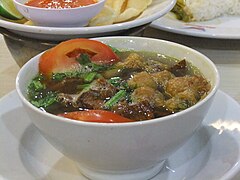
[{"x1": 13, "y1": 0, "x2": 106, "y2": 27}]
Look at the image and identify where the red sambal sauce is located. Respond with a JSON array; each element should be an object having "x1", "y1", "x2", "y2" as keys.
[{"x1": 25, "y1": 0, "x2": 98, "y2": 9}]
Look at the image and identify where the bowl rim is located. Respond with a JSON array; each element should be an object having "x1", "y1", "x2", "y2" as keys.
[
  {"x1": 16, "y1": 36, "x2": 220, "y2": 127},
  {"x1": 13, "y1": 0, "x2": 106, "y2": 11}
]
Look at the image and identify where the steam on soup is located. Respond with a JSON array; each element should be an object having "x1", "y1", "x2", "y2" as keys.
[{"x1": 27, "y1": 39, "x2": 211, "y2": 123}]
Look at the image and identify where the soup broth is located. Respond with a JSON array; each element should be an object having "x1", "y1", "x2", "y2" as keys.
[{"x1": 27, "y1": 49, "x2": 211, "y2": 122}]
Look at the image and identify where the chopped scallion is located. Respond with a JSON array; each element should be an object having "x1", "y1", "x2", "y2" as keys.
[
  {"x1": 104, "y1": 90, "x2": 126, "y2": 109},
  {"x1": 83, "y1": 72, "x2": 97, "y2": 83}
]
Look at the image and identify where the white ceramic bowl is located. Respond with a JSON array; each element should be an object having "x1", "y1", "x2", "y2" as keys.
[
  {"x1": 13, "y1": 0, "x2": 106, "y2": 27},
  {"x1": 16, "y1": 36, "x2": 219, "y2": 180},
  {"x1": 1, "y1": 0, "x2": 176, "y2": 40}
]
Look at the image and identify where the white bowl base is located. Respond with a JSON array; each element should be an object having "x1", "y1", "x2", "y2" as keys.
[{"x1": 78, "y1": 160, "x2": 166, "y2": 180}]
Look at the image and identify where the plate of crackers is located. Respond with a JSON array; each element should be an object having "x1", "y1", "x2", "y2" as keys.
[{"x1": 0, "y1": 0, "x2": 176, "y2": 41}]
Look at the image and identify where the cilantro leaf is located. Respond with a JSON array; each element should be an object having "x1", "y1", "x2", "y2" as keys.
[
  {"x1": 77, "y1": 53, "x2": 91, "y2": 65},
  {"x1": 27, "y1": 74, "x2": 46, "y2": 98},
  {"x1": 30, "y1": 91, "x2": 57, "y2": 108},
  {"x1": 76, "y1": 53, "x2": 108, "y2": 72}
]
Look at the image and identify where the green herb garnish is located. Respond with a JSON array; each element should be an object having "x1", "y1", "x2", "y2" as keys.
[
  {"x1": 77, "y1": 53, "x2": 108, "y2": 72},
  {"x1": 30, "y1": 91, "x2": 57, "y2": 108},
  {"x1": 52, "y1": 71, "x2": 82, "y2": 82},
  {"x1": 83, "y1": 72, "x2": 97, "y2": 83},
  {"x1": 27, "y1": 74, "x2": 45, "y2": 98},
  {"x1": 104, "y1": 90, "x2": 126, "y2": 109},
  {"x1": 108, "y1": 45, "x2": 121, "y2": 55}
]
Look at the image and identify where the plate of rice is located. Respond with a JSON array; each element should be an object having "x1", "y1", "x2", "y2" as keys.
[{"x1": 151, "y1": 0, "x2": 240, "y2": 39}]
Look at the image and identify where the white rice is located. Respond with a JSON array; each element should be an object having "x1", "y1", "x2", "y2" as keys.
[{"x1": 185, "y1": 0, "x2": 240, "y2": 21}]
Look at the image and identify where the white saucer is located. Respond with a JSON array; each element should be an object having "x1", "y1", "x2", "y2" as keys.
[{"x1": 0, "y1": 90, "x2": 240, "y2": 180}]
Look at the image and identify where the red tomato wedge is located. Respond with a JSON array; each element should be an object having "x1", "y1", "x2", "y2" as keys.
[
  {"x1": 58, "y1": 110, "x2": 134, "y2": 123},
  {"x1": 39, "y1": 38, "x2": 119, "y2": 77}
]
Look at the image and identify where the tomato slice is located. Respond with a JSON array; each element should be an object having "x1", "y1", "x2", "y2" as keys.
[
  {"x1": 58, "y1": 110, "x2": 133, "y2": 123},
  {"x1": 39, "y1": 38, "x2": 119, "y2": 77}
]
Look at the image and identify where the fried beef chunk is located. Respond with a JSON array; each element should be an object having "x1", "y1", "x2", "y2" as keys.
[
  {"x1": 165, "y1": 75, "x2": 211, "y2": 97},
  {"x1": 164, "y1": 75, "x2": 210, "y2": 112},
  {"x1": 112, "y1": 100, "x2": 154, "y2": 121},
  {"x1": 48, "y1": 78, "x2": 84, "y2": 94},
  {"x1": 58, "y1": 78, "x2": 117, "y2": 110},
  {"x1": 168, "y1": 59, "x2": 187, "y2": 77},
  {"x1": 151, "y1": 70, "x2": 175, "y2": 88},
  {"x1": 116, "y1": 53, "x2": 146, "y2": 70},
  {"x1": 131, "y1": 86, "x2": 165, "y2": 108},
  {"x1": 165, "y1": 89, "x2": 198, "y2": 112},
  {"x1": 144, "y1": 59, "x2": 168, "y2": 73},
  {"x1": 127, "y1": 71, "x2": 157, "y2": 89}
]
